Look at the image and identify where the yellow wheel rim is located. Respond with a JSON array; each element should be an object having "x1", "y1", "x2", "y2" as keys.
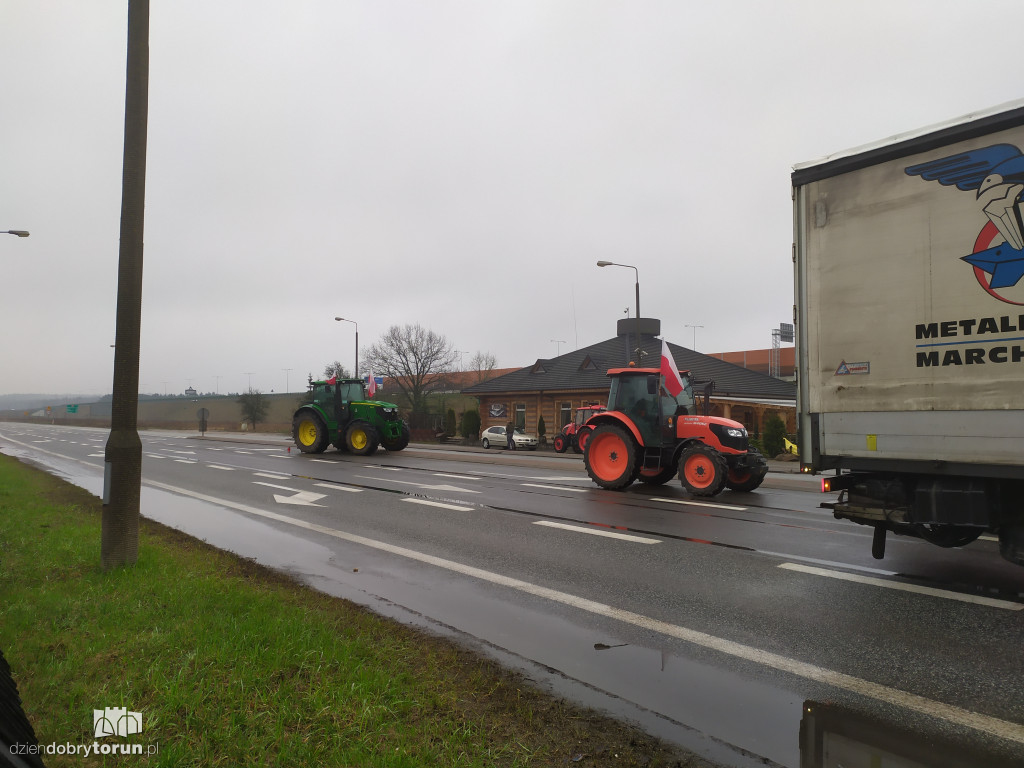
[
  {"x1": 298, "y1": 420, "x2": 318, "y2": 447},
  {"x1": 350, "y1": 429, "x2": 368, "y2": 450}
]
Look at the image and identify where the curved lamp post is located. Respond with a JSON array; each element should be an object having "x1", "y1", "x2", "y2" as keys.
[
  {"x1": 335, "y1": 316, "x2": 358, "y2": 378},
  {"x1": 596, "y1": 260, "x2": 641, "y2": 363},
  {"x1": 3, "y1": 230, "x2": 30, "y2": 237}
]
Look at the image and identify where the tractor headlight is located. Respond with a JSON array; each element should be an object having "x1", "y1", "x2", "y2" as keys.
[{"x1": 726, "y1": 427, "x2": 747, "y2": 438}]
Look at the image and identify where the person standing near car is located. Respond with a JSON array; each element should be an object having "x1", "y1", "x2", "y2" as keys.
[{"x1": 505, "y1": 419, "x2": 516, "y2": 450}]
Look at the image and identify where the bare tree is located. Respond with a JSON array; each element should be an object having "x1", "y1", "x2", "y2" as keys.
[
  {"x1": 469, "y1": 351, "x2": 497, "y2": 383},
  {"x1": 237, "y1": 388, "x2": 270, "y2": 430},
  {"x1": 323, "y1": 361, "x2": 352, "y2": 380},
  {"x1": 364, "y1": 324, "x2": 458, "y2": 415}
]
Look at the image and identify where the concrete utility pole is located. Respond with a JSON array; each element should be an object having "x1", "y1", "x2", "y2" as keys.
[{"x1": 103, "y1": 0, "x2": 149, "y2": 570}]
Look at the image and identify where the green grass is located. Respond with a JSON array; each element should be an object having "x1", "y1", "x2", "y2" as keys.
[{"x1": 0, "y1": 453, "x2": 713, "y2": 767}]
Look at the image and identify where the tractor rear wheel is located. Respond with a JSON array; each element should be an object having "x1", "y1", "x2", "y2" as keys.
[
  {"x1": 574, "y1": 426, "x2": 593, "y2": 454},
  {"x1": 552, "y1": 434, "x2": 568, "y2": 453},
  {"x1": 584, "y1": 424, "x2": 638, "y2": 490},
  {"x1": 679, "y1": 444, "x2": 727, "y2": 496},
  {"x1": 637, "y1": 464, "x2": 678, "y2": 486},
  {"x1": 345, "y1": 421, "x2": 379, "y2": 455},
  {"x1": 293, "y1": 411, "x2": 329, "y2": 454}
]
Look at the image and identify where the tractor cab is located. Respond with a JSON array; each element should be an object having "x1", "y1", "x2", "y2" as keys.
[{"x1": 606, "y1": 367, "x2": 694, "y2": 446}]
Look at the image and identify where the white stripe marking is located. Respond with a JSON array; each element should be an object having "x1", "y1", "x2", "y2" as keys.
[
  {"x1": 314, "y1": 482, "x2": 362, "y2": 493},
  {"x1": 207, "y1": 465, "x2": 235, "y2": 471},
  {"x1": 402, "y1": 498, "x2": 473, "y2": 511},
  {"x1": 759, "y1": 552, "x2": 895, "y2": 576},
  {"x1": 134, "y1": 477, "x2": 1024, "y2": 747},
  {"x1": 433, "y1": 473, "x2": 481, "y2": 480},
  {"x1": 534, "y1": 521, "x2": 660, "y2": 544},
  {"x1": 779, "y1": 563, "x2": 1023, "y2": 611},
  {"x1": 522, "y1": 483, "x2": 588, "y2": 493},
  {"x1": 253, "y1": 472, "x2": 289, "y2": 480},
  {"x1": 649, "y1": 497, "x2": 748, "y2": 511}
]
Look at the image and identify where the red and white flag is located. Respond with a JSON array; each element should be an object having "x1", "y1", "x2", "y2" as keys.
[
  {"x1": 660, "y1": 339, "x2": 685, "y2": 397},
  {"x1": 366, "y1": 369, "x2": 377, "y2": 398},
  {"x1": 325, "y1": 375, "x2": 337, "y2": 385}
]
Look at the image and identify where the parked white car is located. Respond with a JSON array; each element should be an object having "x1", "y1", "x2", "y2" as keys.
[{"x1": 481, "y1": 426, "x2": 538, "y2": 450}]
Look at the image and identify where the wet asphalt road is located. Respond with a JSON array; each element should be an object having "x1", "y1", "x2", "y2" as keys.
[{"x1": 2, "y1": 423, "x2": 1023, "y2": 768}]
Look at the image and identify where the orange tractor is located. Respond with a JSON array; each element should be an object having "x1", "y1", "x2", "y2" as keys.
[
  {"x1": 582, "y1": 366, "x2": 767, "y2": 495},
  {"x1": 552, "y1": 404, "x2": 606, "y2": 454}
]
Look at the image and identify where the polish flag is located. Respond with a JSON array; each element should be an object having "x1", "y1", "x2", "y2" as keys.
[
  {"x1": 660, "y1": 340, "x2": 685, "y2": 397},
  {"x1": 325, "y1": 375, "x2": 337, "y2": 385},
  {"x1": 366, "y1": 369, "x2": 377, "y2": 398}
]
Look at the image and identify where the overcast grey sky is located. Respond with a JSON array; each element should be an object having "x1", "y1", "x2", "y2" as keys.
[{"x1": 3, "y1": 1, "x2": 1022, "y2": 396}]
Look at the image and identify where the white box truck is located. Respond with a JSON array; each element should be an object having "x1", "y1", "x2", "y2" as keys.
[{"x1": 793, "y1": 100, "x2": 1024, "y2": 566}]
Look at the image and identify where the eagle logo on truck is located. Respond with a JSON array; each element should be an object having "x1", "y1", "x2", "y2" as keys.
[{"x1": 906, "y1": 143, "x2": 1024, "y2": 305}]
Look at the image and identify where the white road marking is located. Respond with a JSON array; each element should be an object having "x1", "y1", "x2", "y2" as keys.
[
  {"x1": 169, "y1": 450, "x2": 196, "y2": 455},
  {"x1": 207, "y1": 465, "x2": 236, "y2": 471},
  {"x1": 88, "y1": 453, "x2": 105, "y2": 458},
  {"x1": 355, "y1": 475, "x2": 481, "y2": 494},
  {"x1": 173, "y1": 459, "x2": 197, "y2": 464},
  {"x1": 534, "y1": 521, "x2": 660, "y2": 544},
  {"x1": 759, "y1": 552, "x2": 895, "y2": 576},
  {"x1": 779, "y1": 563, "x2": 1023, "y2": 611},
  {"x1": 401, "y1": 498, "x2": 474, "y2": 511},
  {"x1": 252, "y1": 481, "x2": 326, "y2": 507},
  {"x1": 980, "y1": 535, "x2": 998, "y2": 542},
  {"x1": 310, "y1": 459, "x2": 334, "y2": 463},
  {"x1": 522, "y1": 483, "x2": 588, "y2": 493},
  {"x1": 234, "y1": 450, "x2": 253, "y2": 454},
  {"x1": 649, "y1": 497, "x2": 748, "y2": 511},
  {"x1": 133, "y1": 477, "x2": 1024, "y2": 747},
  {"x1": 145, "y1": 454, "x2": 166, "y2": 459},
  {"x1": 314, "y1": 482, "x2": 362, "y2": 493},
  {"x1": 433, "y1": 473, "x2": 481, "y2": 480},
  {"x1": 253, "y1": 472, "x2": 289, "y2": 480}
]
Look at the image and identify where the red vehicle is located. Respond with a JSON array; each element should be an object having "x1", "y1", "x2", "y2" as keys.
[
  {"x1": 582, "y1": 366, "x2": 767, "y2": 495},
  {"x1": 552, "y1": 404, "x2": 606, "y2": 454}
]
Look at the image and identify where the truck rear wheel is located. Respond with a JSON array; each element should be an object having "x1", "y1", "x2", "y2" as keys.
[
  {"x1": 584, "y1": 424, "x2": 638, "y2": 490},
  {"x1": 293, "y1": 411, "x2": 329, "y2": 454},
  {"x1": 679, "y1": 444, "x2": 727, "y2": 496},
  {"x1": 345, "y1": 421, "x2": 379, "y2": 455}
]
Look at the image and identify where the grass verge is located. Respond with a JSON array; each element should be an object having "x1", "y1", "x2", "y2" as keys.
[{"x1": 0, "y1": 453, "x2": 715, "y2": 767}]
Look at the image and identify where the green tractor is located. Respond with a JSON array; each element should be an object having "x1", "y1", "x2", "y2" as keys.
[{"x1": 292, "y1": 378, "x2": 410, "y2": 455}]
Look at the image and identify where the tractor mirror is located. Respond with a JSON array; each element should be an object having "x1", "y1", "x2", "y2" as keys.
[{"x1": 647, "y1": 375, "x2": 658, "y2": 395}]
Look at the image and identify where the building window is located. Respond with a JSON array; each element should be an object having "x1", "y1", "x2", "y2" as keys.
[
  {"x1": 559, "y1": 402, "x2": 572, "y2": 428},
  {"x1": 515, "y1": 403, "x2": 526, "y2": 430}
]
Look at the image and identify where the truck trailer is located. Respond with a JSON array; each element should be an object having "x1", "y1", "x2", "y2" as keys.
[{"x1": 792, "y1": 100, "x2": 1024, "y2": 566}]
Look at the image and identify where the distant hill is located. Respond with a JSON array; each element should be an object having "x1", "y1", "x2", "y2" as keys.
[{"x1": 0, "y1": 394, "x2": 103, "y2": 411}]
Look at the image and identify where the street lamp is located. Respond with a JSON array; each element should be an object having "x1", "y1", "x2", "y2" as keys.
[
  {"x1": 550, "y1": 339, "x2": 566, "y2": 356},
  {"x1": 596, "y1": 260, "x2": 641, "y2": 363},
  {"x1": 335, "y1": 317, "x2": 358, "y2": 377},
  {"x1": 3, "y1": 230, "x2": 29, "y2": 237},
  {"x1": 282, "y1": 368, "x2": 292, "y2": 393},
  {"x1": 685, "y1": 323, "x2": 704, "y2": 351}
]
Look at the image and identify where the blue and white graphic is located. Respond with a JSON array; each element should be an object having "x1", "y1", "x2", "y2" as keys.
[{"x1": 906, "y1": 144, "x2": 1024, "y2": 302}]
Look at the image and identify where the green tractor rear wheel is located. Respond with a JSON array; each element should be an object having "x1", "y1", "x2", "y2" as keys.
[
  {"x1": 345, "y1": 421, "x2": 379, "y2": 455},
  {"x1": 293, "y1": 411, "x2": 329, "y2": 454}
]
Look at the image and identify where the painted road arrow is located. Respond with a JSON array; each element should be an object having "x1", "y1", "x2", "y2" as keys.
[{"x1": 253, "y1": 481, "x2": 327, "y2": 507}]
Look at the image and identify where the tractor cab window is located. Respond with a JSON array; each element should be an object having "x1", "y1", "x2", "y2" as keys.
[
  {"x1": 660, "y1": 373, "x2": 695, "y2": 416},
  {"x1": 339, "y1": 381, "x2": 365, "y2": 403}
]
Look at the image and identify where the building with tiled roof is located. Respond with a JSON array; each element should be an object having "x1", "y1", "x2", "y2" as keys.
[{"x1": 463, "y1": 319, "x2": 795, "y2": 438}]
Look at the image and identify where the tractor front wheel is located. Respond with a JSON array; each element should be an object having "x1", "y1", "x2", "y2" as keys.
[
  {"x1": 381, "y1": 423, "x2": 411, "y2": 452},
  {"x1": 679, "y1": 444, "x2": 727, "y2": 496},
  {"x1": 584, "y1": 424, "x2": 638, "y2": 490},
  {"x1": 552, "y1": 434, "x2": 568, "y2": 453},
  {"x1": 345, "y1": 421, "x2": 379, "y2": 456},
  {"x1": 293, "y1": 411, "x2": 329, "y2": 454}
]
